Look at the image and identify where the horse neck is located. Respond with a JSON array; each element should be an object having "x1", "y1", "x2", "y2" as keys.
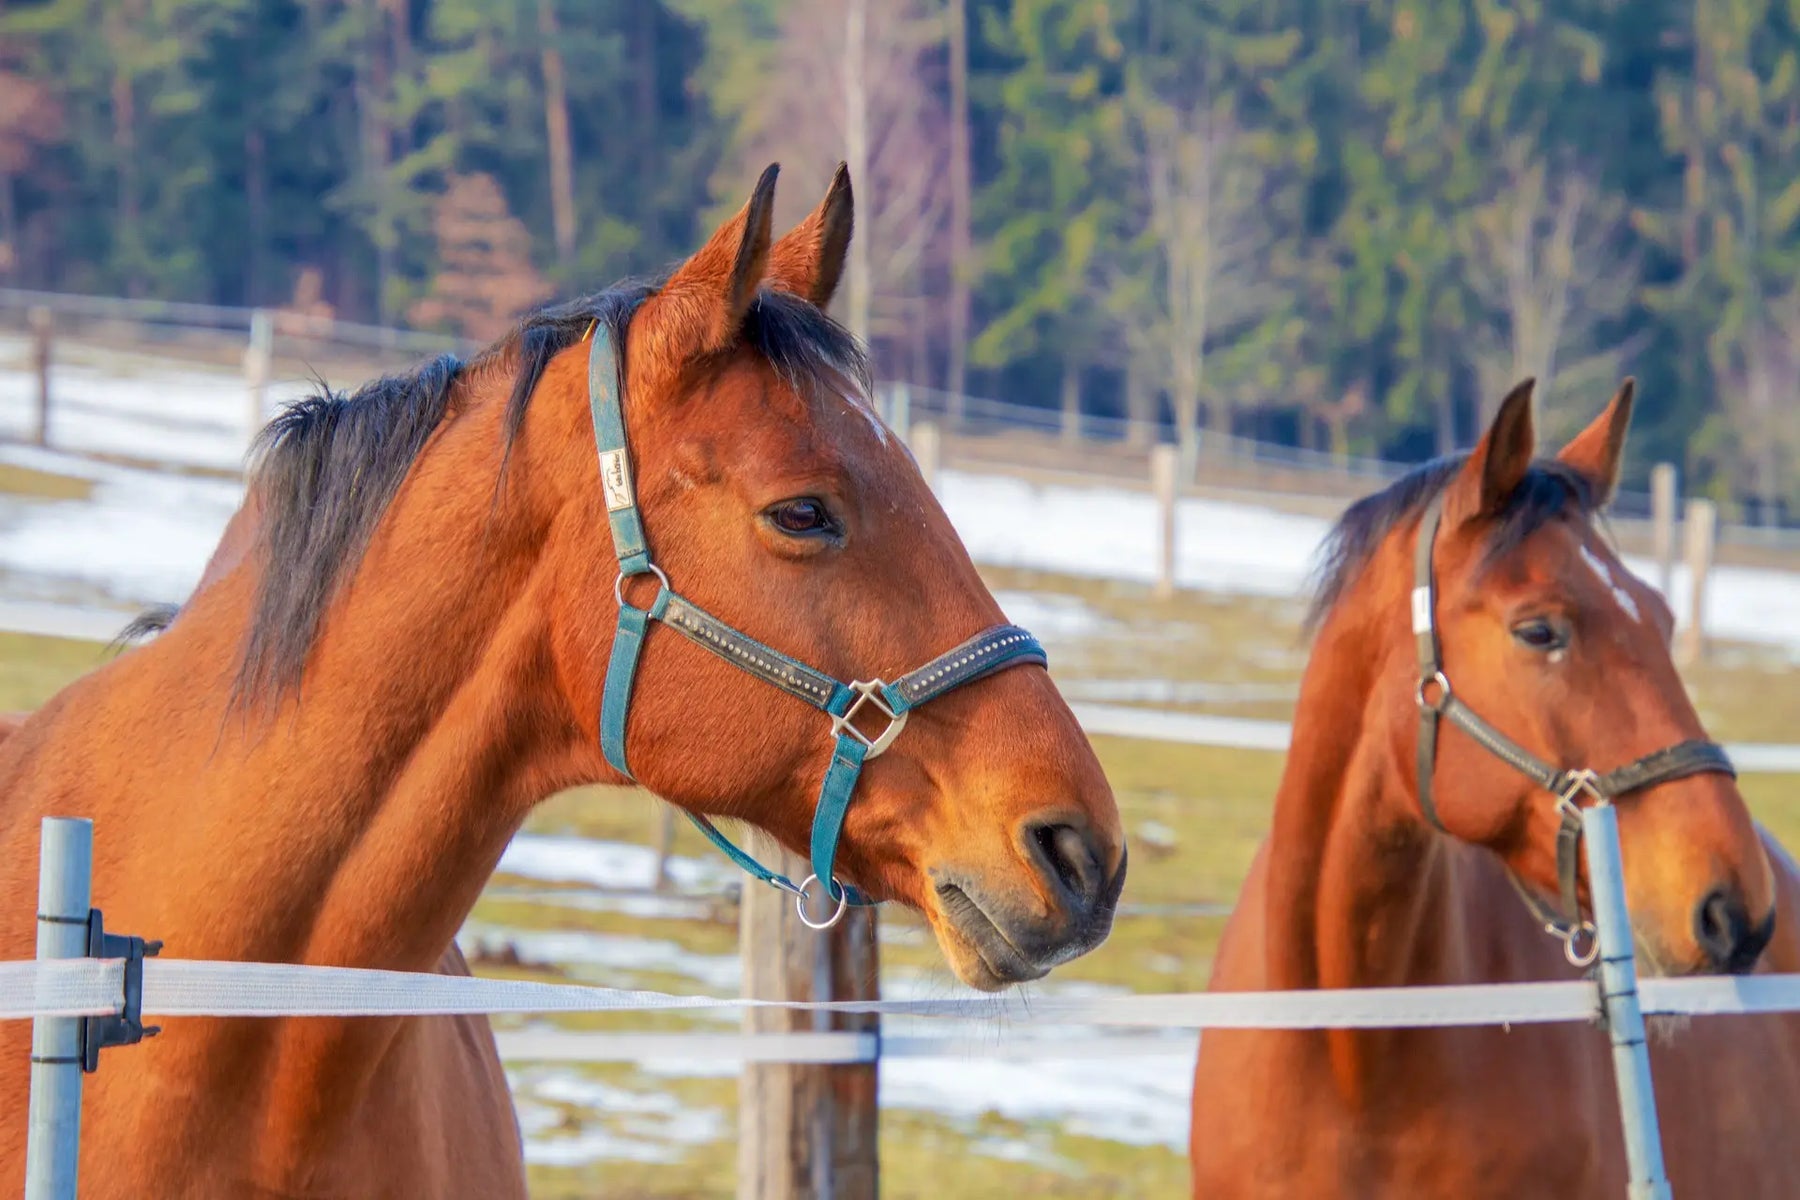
[
  {"x1": 113, "y1": 372, "x2": 596, "y2": 976},
  {"x1": 1261, "y1": 590, "x2": 1459, "y2": 1090}
]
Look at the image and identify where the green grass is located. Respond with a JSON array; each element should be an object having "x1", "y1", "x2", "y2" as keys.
[
  {"x1": 0, "y1": 630, "x2": 120, "y2": 710},
  {"x1": 0, "y1": 462, "x2": 96, "y2": 502}
]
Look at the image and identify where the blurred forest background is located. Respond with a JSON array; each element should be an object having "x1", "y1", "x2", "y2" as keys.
[{"x1": 1, "y1": 0, "x2": 1797, "y2": 519}]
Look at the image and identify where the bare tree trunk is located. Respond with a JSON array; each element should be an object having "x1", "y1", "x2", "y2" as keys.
[
  {"x1": 843, "y1": 0, "x2": 870, "y2": 345},
  {"x1": 636, "y1": 2, "x2": 660, "y2": 180},
  {"x1": 109, "y1": 3, "x2": 141, "y2": 296},
  {"x1": 1124, "y1": 359, "x2": 1152, "y2": 447},
  {"x1": 358, "y1": 0, "x2": 394, "y2": 324},
  {"x1": 1434, "y1": 389, "x2": 1456, "y2": 457},
  {"x1": 946, "y1": 0, "x2": 971, "y2": 427},
  {"x1": 245, "y1": 126, "x2": 267, "y2": 304},
  {"x1": 1175, "y1": 386, "x2": 1200, "y2": 479},
  {"x1": 0, "y1": 171, "x2": 16, "y2": 276},
  {"x1": 538, "y1": 0, "x2": 577, "y2": 261},
  {"x1": 1060, "y1": 358, "x2": 1081, "y2": 444}
]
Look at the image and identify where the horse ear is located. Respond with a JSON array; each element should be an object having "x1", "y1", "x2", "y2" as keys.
[
  {"x1": 1555, "y1": 378, "x2": 1634, "y2": 504},
  {"x1": 1447, "y1": 378, "x2": 1537, "y2": 525},
  {"x1": 767, "y1": 163, "x2": 854, "y2": 308},
  {"x1": 652, "y1": 163, "x2": 781, "y2": 354}
]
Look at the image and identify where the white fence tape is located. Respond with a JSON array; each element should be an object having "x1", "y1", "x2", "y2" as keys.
[
  {"x1": 10, "y1": 959, "x2": 1800, "y2": 1063},
  {"x1": 0, "y1": 958, "x2": 1593, "y2": 1026},
  {"x1": 0, "y1": 956, "x2": 1678, "y2": 1028},
  {"x1": 493, "y1": 1030, "x2": 1198, "y2": 1063}
]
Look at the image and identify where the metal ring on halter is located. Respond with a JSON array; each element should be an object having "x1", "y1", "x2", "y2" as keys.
[
  {"x1": 1415, "y1": 670, "x2": 1453, "y2": 713},
  {"x1": 614, "y1": 562, "x2": 670, "y2": 608},
  {"x1": 794, "y1": 873, "x2": 851, "y2": 930},
  {"x1": 1561, "y1": 920, "x2": 1600, "y2": 968}
]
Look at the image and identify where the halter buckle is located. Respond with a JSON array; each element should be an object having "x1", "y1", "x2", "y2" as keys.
[
  {"x1": 831, "y1": 680, "x2": 910, "y2": 759},
  {"x1": 795, "y1": 873, "x2": 852, "y2": 930},
  {"x1": 1556, "y1": 768, "x2": 1605, "y2": 820}
]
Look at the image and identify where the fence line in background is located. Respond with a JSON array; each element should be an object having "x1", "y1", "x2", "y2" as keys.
[
  {"x1": 0, "y1": 288, "x2": 472, "y2": 358},
  {"x1": 8, "y1": 286, "x2": 1794, "y2": 546}
]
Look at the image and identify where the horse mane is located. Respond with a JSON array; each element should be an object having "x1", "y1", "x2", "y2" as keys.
[
  {"x1": 1304, "y1": 453, "x2": 1598, "y2": 632},
  {"x1": 232, "y1": 275, "x2": 868, "y2": 707}
]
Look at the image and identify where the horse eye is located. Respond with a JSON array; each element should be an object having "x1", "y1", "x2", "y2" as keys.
[
  {"x1": 767, "y1": 498, "x2": 834, "y2": 536},
  {"x1": 1513, "y1": 619, "x2": 1567, "y2": 653}
]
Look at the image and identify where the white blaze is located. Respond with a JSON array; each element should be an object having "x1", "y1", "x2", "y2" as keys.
[{"x1": 1578, "y1": 543, "x2": 1642, "y2": 622}]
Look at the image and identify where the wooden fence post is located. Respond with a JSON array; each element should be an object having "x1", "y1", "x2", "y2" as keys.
[
  {"x1": 884, "y1": 381, "x2": 910, "y2": 439},
  {"x1": 909, "y1": 421, "x2": 940, "y2": 494},
  {"x1": 1650, "y1": 463, "x2": 1678, "y2": 599},
  {"x1": 244, "y1": 308, "x2": 273, "y2": 438},
  {"x1": 737, "y1": 833, "x2": 878, "y2": 1200},
  {"x1": 28, "y1": 306, "x2": 51, "y2": 447},
  {"x1": 1676, "y1": 498, "x2": 1717, "y2": 668},
  {"x1": 1151, "y1": 443, "x2": 1178, "y2": 599},
  {"x1": 651, "y1": 806, "x2": 675, "y2": 893}
]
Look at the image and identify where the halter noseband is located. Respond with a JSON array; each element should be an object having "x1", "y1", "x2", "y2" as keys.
[
  {"x1": 587, "y1": 325, "x2": 1047, "y2": 930},
  {"x1": 1412, "y1": 491, "x2": 1737, "y2": 966}
]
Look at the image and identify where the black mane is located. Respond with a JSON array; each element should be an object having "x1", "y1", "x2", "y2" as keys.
[
  {"x1": 1305, "y1": 454, "x2": 1598, "y2": 631},
  {"x1": 234, "y1": 277, "x2": 868, "y2": 706}
]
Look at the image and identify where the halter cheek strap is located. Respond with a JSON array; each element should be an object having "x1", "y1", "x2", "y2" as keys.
[
  {"x1": 586, "y1": 327, "x2": 1047, "y2": 929},
  {"x1": 1411, "y1": 492, "x2": 1737, "y2": 966}
]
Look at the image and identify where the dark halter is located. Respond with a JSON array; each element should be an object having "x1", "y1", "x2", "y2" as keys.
[
  {"x1": 586, "y1": 323, "x2": 1048, "y2": 930},
  {"x1": 1412, "y1": 492, "x2": 1737, "y2": 966}
]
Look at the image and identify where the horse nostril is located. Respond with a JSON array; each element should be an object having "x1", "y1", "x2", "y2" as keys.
[
  {"x1": 1028, "y1": 822, "x2": 1101, "y2": 907},
  {"x1": 1694, "y1": 888, "x2": 1766, "y2": 975}
]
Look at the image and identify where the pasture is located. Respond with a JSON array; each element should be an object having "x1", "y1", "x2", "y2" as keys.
[{"x1": 1, "y1": 534, "x2": 1795, "y2": 1198}]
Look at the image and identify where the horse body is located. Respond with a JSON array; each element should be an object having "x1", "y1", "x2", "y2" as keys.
[
  {"x1": 1193, "y1": 380, "x2": 1800, "y2": 1197},
  {"x1": 0, "y1": 166, "x2": 1124, "y2": 1196},
  {"x1": 0, "y1": 363, "x2": 549, "y2": 1195},
  {"x1": 1196, "y1": 814, "x2": 1800, "y2": 1197}
]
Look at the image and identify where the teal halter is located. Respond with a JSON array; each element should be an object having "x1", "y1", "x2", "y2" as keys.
[{"x1": 588, "y1": 326, "x2": 1048, "y2": 929}]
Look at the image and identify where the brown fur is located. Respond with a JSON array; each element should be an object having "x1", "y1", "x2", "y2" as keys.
[
  {"x1": 0, "y1": 168, "x2": 1123, "y2": 1198},
  {"x1": 1192, "y1": 381, "x2": 1800, "y2": 1198}
]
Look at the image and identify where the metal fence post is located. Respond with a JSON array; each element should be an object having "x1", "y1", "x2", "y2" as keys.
[
  {"x1": 1582, "y1": 802, "x2": 1673, "y2": 1200},
  {"x1": 25, "y1": 817, "x2": 94, "y2": 1200}
]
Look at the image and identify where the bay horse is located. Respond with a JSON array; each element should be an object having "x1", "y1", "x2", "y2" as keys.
[
  {"x1": 1191, "y1": 379, "x2": 1800, "y2": 1197},
  {"x1": 0, "y1": 165, "x2": 1125, "y2": 1198}
]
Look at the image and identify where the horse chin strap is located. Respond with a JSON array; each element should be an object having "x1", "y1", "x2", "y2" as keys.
[
  {"x1": 585, "y1": 326, "x2": 1047, "y2": 931},
  {"x1": 1411, "y1": 492, "x2": 1738, "y2": 968}
]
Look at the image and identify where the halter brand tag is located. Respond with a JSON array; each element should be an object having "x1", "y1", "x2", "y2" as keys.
[
  {"x1": 1410, "y1": 586, "x2": 1433, "y2": 634},
  {"x1": 599, "y1": 449, "x2": 635, "y2": 512}
]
